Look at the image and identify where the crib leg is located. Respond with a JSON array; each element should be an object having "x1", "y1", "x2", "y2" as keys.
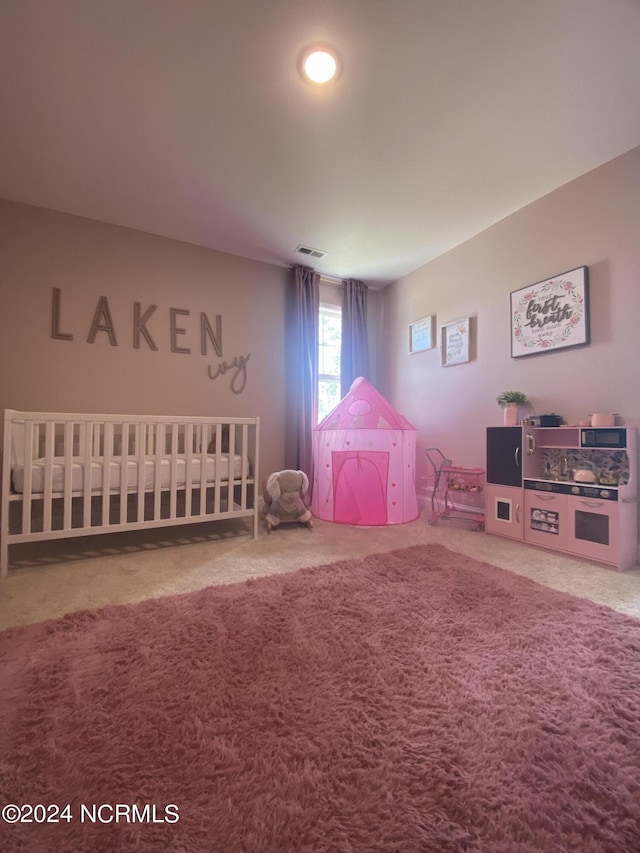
[{"x1": 1, "y1": 538, "x2": 8, "y2": 579}]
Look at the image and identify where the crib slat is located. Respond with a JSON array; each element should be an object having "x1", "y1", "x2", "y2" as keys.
[
  {"x1": 238, "y1": 424, "x2": 247, "y2": 510},
  {"x1": 169, "y1": 424, "x2": 178, "y2": 519},
  {"x1": 77, "y1": 421, "x2": 85, "y2": 459},
  {"x1": 154, "y1": 423, "x2": 164, "y2": 520},
  {"x1": 197, "y1": 423, "x2": 206, "y2": 516},
  {"x1": 102, "y1": 422, "x2": 113, "y2": 526},
  {"x1": 252, "y1": 418, "x2": 260, "y2": 537},
  {"x1": 136, "y1": 423, "x2": 145, "y2": 523},
  {"x1": 21, "y1": 420, "x2": 34, "y2": 535},
  {"x1": 227, "y1": 423, "x2": 236, "y2": 512},
  {"x1": 1, "y1": 414, "x2": 14, "y2": 576},
  {"x1": 209, "y1": 423, "x2": 220, "y2": 515},
  {"x1": 63, "y1": 422, "x2": 74, "y2": 530},
  {"x1": 120, "y1": 423, "x2": 129, "y2": 524},
  {"x1": 82, "y1": 422, "x2": 93, "y2": 528},
  {"x1": 42, "y1": 421, "x2": 55, "y2": 532},
  {"x1": 184, "y1": 423, "x2": 193, "y2": 517}
]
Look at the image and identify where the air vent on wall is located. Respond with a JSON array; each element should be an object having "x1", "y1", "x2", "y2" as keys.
[{"x1": 294, "y1": 244, "x2": 328, "y2": 260}]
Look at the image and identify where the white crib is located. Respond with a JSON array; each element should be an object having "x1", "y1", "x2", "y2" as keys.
[{"x1": 1, "y1": 409, "x2": 260, "y2": 576}]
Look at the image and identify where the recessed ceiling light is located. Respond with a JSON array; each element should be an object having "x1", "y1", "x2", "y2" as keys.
[{"x1": 298, "y1": 44, "x2": 342, "y2": 86}]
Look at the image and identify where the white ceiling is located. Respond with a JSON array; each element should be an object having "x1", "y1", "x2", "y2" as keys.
[{"x1": 1, "y1": 1, "x2": 639, "y2": 288}]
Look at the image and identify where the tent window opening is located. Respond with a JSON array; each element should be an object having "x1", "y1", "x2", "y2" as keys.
[{"x1": 318, "y1": 303, "x2": 341, "y2": 422}]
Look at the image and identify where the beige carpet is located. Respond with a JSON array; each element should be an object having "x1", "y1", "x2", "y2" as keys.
[{"x1": 2, "y1": 511, "x2": 640, "y2": 631}]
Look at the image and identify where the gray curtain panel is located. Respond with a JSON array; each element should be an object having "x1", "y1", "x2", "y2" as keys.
[
  {"x1": 285, "y1": 265, "x2": 319, "y2": 495},
  {"x1": 341, "y1": 278, "x2": 369, "y2": 394}
]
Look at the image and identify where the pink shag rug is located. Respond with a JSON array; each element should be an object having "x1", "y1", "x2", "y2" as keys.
[{"x1": 1, "y1": 543, "x2": 640, "y2": 852}]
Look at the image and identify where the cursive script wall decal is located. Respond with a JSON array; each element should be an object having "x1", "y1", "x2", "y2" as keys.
[{"x1": 208, "y1": 353, "x2": 252, "y2": 395}]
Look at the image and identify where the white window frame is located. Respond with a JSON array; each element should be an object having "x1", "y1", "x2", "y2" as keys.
[{"x1": 318, "y1": 302, "x2": 342, "y2": 423}]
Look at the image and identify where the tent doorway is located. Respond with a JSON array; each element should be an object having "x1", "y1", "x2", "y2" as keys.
[{"x1": 332, "y1": 451, "x2": 388, "y2": 525}]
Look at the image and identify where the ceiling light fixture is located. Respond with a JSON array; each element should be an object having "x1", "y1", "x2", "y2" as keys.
[{"x1": 298, "y1": 44, "x2": 342, "y2": 86}]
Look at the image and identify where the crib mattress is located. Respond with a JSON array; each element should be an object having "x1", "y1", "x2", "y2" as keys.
[{"x1": 12, "y1": 454, "x2": 244, "y2": 495}]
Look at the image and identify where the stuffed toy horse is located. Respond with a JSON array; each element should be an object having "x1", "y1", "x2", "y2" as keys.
[{"x1": 263, "y1": 469, "x2": 313, "y2": 532}]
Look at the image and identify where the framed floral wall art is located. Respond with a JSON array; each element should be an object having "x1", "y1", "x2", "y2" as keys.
[{"x1": 510, "y1": 266, "x2": 589, "y2": 358}]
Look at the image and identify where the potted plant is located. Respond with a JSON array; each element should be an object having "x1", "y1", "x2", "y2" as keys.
[{"x1": 496, "y1": 391, "x2": 528, "y2": 426}]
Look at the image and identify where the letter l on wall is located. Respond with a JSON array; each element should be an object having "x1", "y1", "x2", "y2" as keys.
[{"x1": 51, "y1": 287, "x2": 73, "y2": 340}]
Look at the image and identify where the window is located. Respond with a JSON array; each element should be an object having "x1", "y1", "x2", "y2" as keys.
[{"x1": 318, "y1": 302, "x2": 341, "y2": 422}]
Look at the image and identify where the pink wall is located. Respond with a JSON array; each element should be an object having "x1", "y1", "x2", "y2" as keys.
[
  {"x1": 0, "y1": 200, "x2": 289, "y2": 480},
  {"x1": 376, "y1": 146, "x2": 640, "y2": 504}
]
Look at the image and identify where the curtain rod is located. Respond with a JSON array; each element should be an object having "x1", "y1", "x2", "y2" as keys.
[
  {"x1": 289, "y1": 266, "x2": 366, "y2": 287},
  {"x1": 288, "y1": 265, "x2": 343, "y2": 285}
]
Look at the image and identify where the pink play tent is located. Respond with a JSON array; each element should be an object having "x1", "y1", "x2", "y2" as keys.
[{"x1": 312, "y1": 377, "x2": 418, "y2": 525}]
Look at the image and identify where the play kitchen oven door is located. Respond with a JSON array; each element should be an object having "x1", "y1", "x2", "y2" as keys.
[{"x1": 566, "y1": 491, "x2": 618, "y2": 565}]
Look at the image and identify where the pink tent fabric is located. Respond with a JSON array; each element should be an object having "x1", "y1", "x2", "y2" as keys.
[{"x1": 312, "y1": 377, "x2": 418, "y2": 525}]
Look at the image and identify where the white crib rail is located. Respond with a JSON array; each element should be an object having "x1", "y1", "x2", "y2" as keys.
[{"x1": 1, "y1": 410, "x2": 260, "y2": 577}]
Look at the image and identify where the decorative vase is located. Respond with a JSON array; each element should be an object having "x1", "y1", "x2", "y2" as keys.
[{"x1": 503, "y1": 403, "x2": 519, "y2": 426}]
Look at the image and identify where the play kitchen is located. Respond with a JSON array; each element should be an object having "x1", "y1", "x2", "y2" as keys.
[{"x1": 485, "y1": 422, "x2": 638, "y2": 570}]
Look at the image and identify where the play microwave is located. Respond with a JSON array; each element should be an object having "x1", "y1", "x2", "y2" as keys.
[{"x1": 580, "y1": 428, "x2": 626, "y2": 449}]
